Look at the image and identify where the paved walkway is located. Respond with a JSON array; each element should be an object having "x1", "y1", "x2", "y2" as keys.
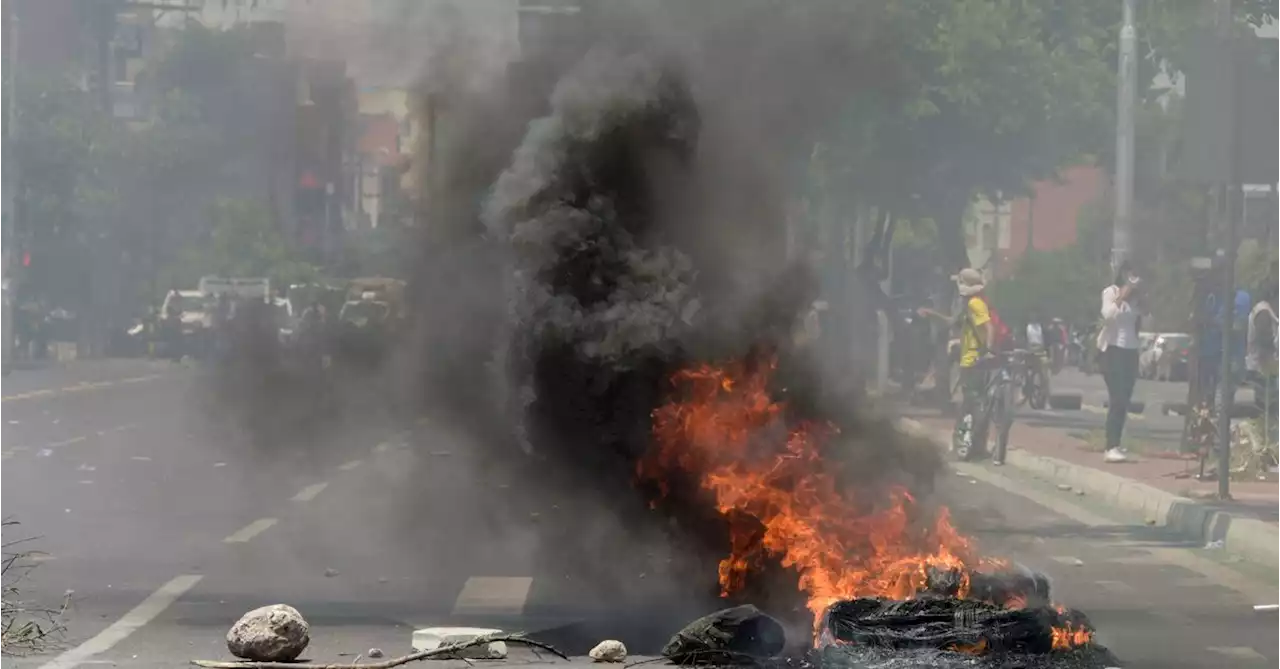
[{"x1": 906, "y1": 410, "x2": 1279, "y2": 524}]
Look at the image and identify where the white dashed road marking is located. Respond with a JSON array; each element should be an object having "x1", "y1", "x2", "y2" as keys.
[
  {"x1": 451, "y1": 576, "x2": 534, "y2": 617},
  {"x1": 1206, "y1": 646, "x2": 1267, "y2": 661},
  {"x1": 223, "y1": 518, "x2": 278, "y2": 544},
  {"x1": 338, "y1": 459, "x2": 364, "y2": 471},
  {"x1": 37, "y1": 574, "x2": 203, "y2": 669},
  {"x1": 292, "y1": 482, "x2": 329, "y2": 502}
]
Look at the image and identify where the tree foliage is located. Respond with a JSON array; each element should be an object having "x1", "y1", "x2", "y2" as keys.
[{"x1": 163, "y1": 199, "x2": 317, "y2": 291}]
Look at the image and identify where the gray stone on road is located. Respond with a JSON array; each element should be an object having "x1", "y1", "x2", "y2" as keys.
[{"x1": 226, "y1": 604, "x2": 311, "y2": 662}]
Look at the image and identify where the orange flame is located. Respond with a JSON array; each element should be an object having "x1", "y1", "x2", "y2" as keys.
[
  {"x1": 1051, "y1": 623, "x2": 1093, "y2": 650},
  {"x1": 1050, "y1": 604, "x2": 1093, "y2": 650},
  {"x1": 638, "y1": 358, "x2": 975, "y2": 623}
]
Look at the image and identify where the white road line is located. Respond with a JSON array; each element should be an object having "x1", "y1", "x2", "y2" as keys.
[
  {"x1": 338, "y1": 459, "x2": 364, "y2": 471},
  {"x1": 37, "y1": 574, "x2": 202, "y2": 669},
  {"x1": 292, "y1": 482, "x2": 329, "y2": 502},
  {"x1": 223, "y1": 518, "x2": 278, "y2": 543},
  {"x1": 451, "y1": 576, "x2": 533, "y2": 616},
  {"x1": 1206, "y1": 646, "x2": 1267, "y2": 661}
]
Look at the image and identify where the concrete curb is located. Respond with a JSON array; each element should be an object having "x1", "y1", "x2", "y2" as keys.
[{"x1": 896, "y1": 417, "x2": 1280, "y2": 571}]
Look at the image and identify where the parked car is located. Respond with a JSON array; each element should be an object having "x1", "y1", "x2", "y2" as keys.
[{"x1": 1140, "y1": 332, "x2": 1192, "y2": 381}]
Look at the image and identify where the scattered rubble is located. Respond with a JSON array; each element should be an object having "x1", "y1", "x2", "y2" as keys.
[
  {"x1": 226, "y1": 604, "x2": 310, "y2": 662},
  {"x1": 589, "y1": 639, "x2": 627, "y2": 662}
]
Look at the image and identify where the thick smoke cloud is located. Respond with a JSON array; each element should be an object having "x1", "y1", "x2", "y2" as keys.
[{"x1": 404, "y1": 0, "x2": 946, "y2": 627}]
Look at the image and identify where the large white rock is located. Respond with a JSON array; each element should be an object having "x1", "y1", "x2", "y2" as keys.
[
  {"x1": 411, "y1": 626, "x2": 507, "y2": 659},
  {"x1": 589, "y1": 639, "x2": 627, "y2": 662},
  {"x1": 226, "y1": 604, "x2": 310, "y2": 662}
]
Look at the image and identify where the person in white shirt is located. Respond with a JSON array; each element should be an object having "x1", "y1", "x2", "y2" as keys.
[
  {"x1": 1026, "y1": 318, "x2": 1044, "y2": 350},
  {"x1": 1097, "y1": 261, "x2": 1144, "y2": 463}
]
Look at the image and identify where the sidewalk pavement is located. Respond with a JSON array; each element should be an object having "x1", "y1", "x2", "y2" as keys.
[{"x1": 897, "y1": 410, "x2": 1279, "y2": 571}]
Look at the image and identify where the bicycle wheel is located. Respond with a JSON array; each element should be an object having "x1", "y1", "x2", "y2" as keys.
[{"x1": 1027, "y1": 369, "x2": 1047, "y2": 410}]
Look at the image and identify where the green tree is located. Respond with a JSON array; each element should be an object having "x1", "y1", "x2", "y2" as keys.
[{"x1": 163, "y1": 199, "x2": 318, "y2": 291}]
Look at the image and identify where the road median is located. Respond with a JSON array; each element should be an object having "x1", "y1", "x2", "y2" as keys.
[{"x1": 896, "y1": 416, "x2": 1280, "y2": 572}]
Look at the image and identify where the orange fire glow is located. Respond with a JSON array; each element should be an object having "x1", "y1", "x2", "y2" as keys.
[
  {"x1": 638, "y1": 357, "x2": 976, "y2": 622},
  {"x1": 1050, "y1": 604, "x2": 1094, "y2": 650},
  {"x1": 1051, "y1": 623, "x2": 1093, "y2": 650}
]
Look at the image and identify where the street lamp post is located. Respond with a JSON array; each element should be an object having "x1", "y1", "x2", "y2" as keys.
[
  {"x1": 1112, "y1": 0, "x2": 1138, "y2": 272},
  {"x1": 4, "y1": 5, "x2": 20, "y2": 368}
]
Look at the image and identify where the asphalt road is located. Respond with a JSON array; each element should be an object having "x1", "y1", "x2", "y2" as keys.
[
  {"x1": 1015, "y1": 368, "x2": 1259, "y2": 450},
  {"x1": 2, "y1": 360, "x2": 1276, "y2": 668}
]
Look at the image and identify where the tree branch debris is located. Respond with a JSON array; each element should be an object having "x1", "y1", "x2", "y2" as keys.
[{"x1": 2, "y1": 519, "x2": 68, "y2": 657}]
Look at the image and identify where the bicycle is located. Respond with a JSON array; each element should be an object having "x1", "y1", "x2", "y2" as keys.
[
  {"x1": 1013, "y1": 348, "x2": 1050, "y2": 410},
  {"x1": 953, "y1": 350, "x2": 1023, "y2": 464}
]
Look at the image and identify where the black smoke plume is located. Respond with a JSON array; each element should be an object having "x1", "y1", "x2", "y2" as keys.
[{"x1": 406, "y1": 3, "x2": 946, "y2": 627}]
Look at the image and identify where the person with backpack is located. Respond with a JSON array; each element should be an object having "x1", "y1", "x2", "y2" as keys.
[
  {"x1": 1097, "y1": 261, "x2": 1144, "y2": 463},
  {"x1": 919, "y1": 268, "x2": 1011, "y2": 462}
]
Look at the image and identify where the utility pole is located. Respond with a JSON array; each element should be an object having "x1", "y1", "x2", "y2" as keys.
[
  {"x1": 1214, "y1": 0, "x2": 1240, "y2": 500},
  {"x1": 1112, "y1": 0, "x2": 1138, "y2": 272},
  {"x1": 4, "y1": 2, "x2": 19, "y2": 367}
]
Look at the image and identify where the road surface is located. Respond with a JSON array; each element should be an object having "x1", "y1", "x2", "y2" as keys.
[
  {"x1": 1016, "y1": 368, "x2": 1259, "y2": 452},
  {"x1": 2, "y1": 360, "x2": 1275, "y2": 668}
]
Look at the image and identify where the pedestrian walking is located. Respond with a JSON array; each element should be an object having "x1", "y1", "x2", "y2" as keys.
[{"x1": 1097, "y1": 261, "x2": 1144, "y2": 463}]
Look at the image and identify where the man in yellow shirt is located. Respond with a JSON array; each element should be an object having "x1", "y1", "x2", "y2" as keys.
[{"x1": 919, "y1": 269, "x2": 996, "y2": 458}]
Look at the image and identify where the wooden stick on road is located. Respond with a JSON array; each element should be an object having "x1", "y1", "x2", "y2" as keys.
[{"x1": 191, "y1": 633, "x2": 569, "y2": 669}]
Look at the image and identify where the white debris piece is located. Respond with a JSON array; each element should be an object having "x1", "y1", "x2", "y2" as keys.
[
  {"x1": 226, "y1": 604, "x2": 310, "y2": 662},
  {"x1": 411, "y1": 627, "x2": 507, "y2": 659},
  {"x1": 368, "y1": 648, "x2": 385, "y2": 658},
  {"x1": 589, "y1": 639, "x2": 627, "y2": 662}
]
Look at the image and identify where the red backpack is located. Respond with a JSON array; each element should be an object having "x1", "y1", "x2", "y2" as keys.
[{"x1": 967, "y1": 294, "x2": 1012, "y2": 353}]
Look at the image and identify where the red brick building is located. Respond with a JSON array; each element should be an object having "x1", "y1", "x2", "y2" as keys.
[{"x1": 994, "y1": 165, "x2": 1105, "y2": 270}]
